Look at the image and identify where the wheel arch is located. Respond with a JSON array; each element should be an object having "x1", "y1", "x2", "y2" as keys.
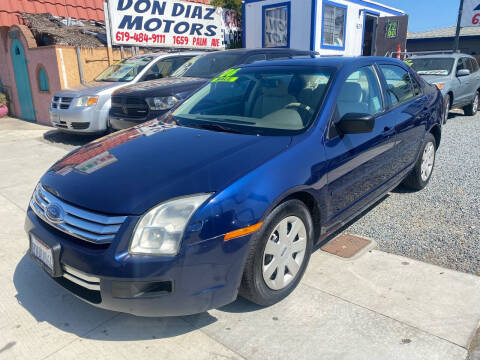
[
  {"x1": 446, "y1": 91, "x2": 453, "y2": 108},
  {"x1": 267, "y1": 190, "x2": 323, "y2": 244},
  {"x1": 429, "y1": 124, "x2": 441, "y2": 149}
]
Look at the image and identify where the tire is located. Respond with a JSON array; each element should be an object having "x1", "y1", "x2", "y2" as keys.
[
  {"x1": 239, "y1": 199, "x2": 314, "y2": 306},
  {"x1": 464, "y1": 90, "x2": 479, "y2": 116},
  {"x1": 443, "y1": 94, "x2": 451, "y2": 124},
  {"x1": 402, "y1": 133, "x2": 436, "y2": 191}
]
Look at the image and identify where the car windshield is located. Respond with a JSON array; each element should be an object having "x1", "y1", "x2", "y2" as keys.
[
  {"x1": 168, "y1": 66, "x2": 334, "y2": 136},
  {"x1": 409, "y1": 58, "x2": 455, "y2": 76},
  {"x1": 171, "y1": 53, "x2": 244, "y2": 79},
  {"x1": 95, "y1": 55, "x2": 156, "y2": 82}
]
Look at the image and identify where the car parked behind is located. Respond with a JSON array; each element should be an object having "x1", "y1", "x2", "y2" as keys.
[
  {"x1": 108, "y1": 48, "x2": 316, "y2": 131},
  {"x1": 408, "y1": 53, "x2": 480, "y2": 123},
  {"x1": 49, "y1": 51, "x2": 201, "y2": 134},
  {"x1": 26, "y1": 57, "x2": 442, "y2": 316}
]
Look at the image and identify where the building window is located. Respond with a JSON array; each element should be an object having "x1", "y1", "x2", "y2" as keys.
[
  {"x1": 322, "y1": 1, "x2": 347, "y2": 49},
  {"x1": 38, "y1": 66, "x2": 49, "y2": 92},
  {"x1": 263, "y1": 2, "x2": 290, "y2": 48}
]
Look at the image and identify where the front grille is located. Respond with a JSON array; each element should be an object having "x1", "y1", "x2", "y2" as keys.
[
  {"x1": 30, "y1": 184, "x2": 127, "y2": 244},
  {"x1": 71, "y1": 122, "x2": 90, "y2": 130},
  {"x1": 111, "y1": 96, "x2": 149, "y2": 119},
  {"x1": 51, "y1": 96, "x2": 74, "y2": 110}
]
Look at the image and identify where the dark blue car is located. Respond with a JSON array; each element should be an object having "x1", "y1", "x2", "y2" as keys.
[{"x1": 25, "y1": 57, "x2": 443, "y2": 316}]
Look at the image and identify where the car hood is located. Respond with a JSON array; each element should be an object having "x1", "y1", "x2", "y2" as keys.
[
  {"x1": 40, "y1": 121, "x2": 291, "y2": 215},
  {"x1": 56, "y1": 81, "x2": 126, "y2": 97},
  {"x1": 113, "y1": 77, "x2": 208, "y2": 98},
  {"x1": 418, "y1": 74, "x2": 450, "y2": 85}
]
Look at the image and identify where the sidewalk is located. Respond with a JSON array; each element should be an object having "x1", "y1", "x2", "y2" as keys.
[{"x1": 0, "y1": 117, "x2": 479, "y2": 360}]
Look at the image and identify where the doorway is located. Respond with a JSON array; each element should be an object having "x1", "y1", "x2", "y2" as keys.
[
  {"x1": 362, "y1": 14, "x2": 378, "y2": 56},
  {"x1": 11, "y1": 39, "x2": 35, "y2": 121}
]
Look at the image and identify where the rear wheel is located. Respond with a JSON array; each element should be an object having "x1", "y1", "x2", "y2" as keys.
[
  {"x1": 239, "y1": 199, "x2": 313, "y2": 306},
  {"x1": 464, "y1": 91, "x2": 479, "y2": 116},
  {"x1": 443, "y1": 94, "x2": 451, "y2": 124},
  {"x1": 402, "y1": 133, "x2": 436, "y2": 190}
]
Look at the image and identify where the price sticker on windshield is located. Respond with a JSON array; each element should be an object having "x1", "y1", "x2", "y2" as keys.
[{"x1": 212, "y1": 68, "x2": 240, "y2": 82}]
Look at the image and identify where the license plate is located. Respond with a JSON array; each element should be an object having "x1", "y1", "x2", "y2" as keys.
[{"x1": 30, "y1": 235, "x2": 54, "y2": 272}]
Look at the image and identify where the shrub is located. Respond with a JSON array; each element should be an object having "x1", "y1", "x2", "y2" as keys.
[{"x1": 0, "y1": 93, "x2": 6, "y2": 106}]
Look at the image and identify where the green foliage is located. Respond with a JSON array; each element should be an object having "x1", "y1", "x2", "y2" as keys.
[
  {"x1": 0, "y1": 93, "x2": 6, "y2": 106},
  {"x1": 211, "y1": 0, "x2": 242, "y2": 14}
]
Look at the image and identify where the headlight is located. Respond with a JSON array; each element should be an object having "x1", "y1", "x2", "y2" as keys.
[
  {"x1": 129, "y1": 194, "x2": 211, "y2": 255},
  {"x1": 433, "y1": 83, "x2": 445, "y2": 90},
  {"x1": 76, "y1": 96, "x2": 99, "y2": 107},
  {"x1": 145, "y1": 96, "x2": 178, "y2": 110}
]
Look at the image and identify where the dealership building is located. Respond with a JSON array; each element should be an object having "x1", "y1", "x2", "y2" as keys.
[{"x1": 243, "y1": 0, "x2": 406, "y2": 56}]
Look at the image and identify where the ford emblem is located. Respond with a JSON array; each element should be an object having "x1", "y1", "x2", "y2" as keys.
[{"x1": 45, "y1": 204, "x2": 64, "y2": 224}]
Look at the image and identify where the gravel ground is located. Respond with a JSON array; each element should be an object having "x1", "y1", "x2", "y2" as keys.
[{"x1": 346, "y1": 110, "x2": 480, "y2": 275}]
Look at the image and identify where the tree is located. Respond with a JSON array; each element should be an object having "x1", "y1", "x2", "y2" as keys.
[{"x1": 211, "y1": 0, "x2": 242, "y2": 14}]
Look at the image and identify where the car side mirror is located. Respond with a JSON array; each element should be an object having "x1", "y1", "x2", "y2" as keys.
[
  {"x1": 336, "y1": 113, "x2": 375, "y2": 134},
  {"x1": 457, "y1": 69, "x2": 470, "y2": 77}
]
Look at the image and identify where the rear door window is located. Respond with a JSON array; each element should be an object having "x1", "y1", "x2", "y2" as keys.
[
  {"x1": 379, "y1": 65, "x2": 415, "y2": 106},
  {"x1": 471, "y1": 58, "x2": 480, "y2": 72}
]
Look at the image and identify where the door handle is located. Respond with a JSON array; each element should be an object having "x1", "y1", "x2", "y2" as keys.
[{"x1": 384, "y1": 126, "x2": 391, "y2": 132}]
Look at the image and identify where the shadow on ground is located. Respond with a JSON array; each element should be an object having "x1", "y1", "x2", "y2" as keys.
[
  {"x1": 13, "y1": 254, "x2": 229, "y2": 341},
  {"x1": 42, "y1": 130, "x2": 99, "y2": 148}
]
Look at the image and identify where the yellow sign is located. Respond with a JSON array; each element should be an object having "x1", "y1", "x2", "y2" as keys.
[{"x1": 212, "y1": 68, "x2": 240, "y2": 82}]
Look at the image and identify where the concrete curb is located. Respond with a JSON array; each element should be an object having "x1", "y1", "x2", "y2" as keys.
[{"x1": 468, "y1": 322, "x2": 480, "y2": 360}]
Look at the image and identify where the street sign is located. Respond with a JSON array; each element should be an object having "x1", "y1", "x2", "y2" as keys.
[
  {"x1": 107, "y1": 0, "x2": 225, "y2": 49},
  {"x1": 460, "y1": 0, "x2": 480, "y2": 27}
]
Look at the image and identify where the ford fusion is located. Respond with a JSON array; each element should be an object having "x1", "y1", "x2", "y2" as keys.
[{"x1": 26, "y1": 57, "x2": 442, "y2": 316}]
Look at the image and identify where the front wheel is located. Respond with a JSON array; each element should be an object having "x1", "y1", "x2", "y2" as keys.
[
  {"x1": 402, "y1": 133, "x2": 436, "y2": 190},
  {"x1": 464, "y1": 91, "x2": 479, "y2": 116},
  {"x1": 239, "y1": 199, "x2": 313, "y2": 306}
]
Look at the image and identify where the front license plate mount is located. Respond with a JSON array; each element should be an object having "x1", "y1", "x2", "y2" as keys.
[{"x1": 29, "y1": 234, "x2": 63, "y2": 277}]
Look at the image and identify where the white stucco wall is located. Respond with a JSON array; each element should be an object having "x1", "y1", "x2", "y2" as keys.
[
  {"x1": 244, "y1": 0, "x2": 403, "y2": 56},
  {"x1": 313, "y1": 0, "x2": 403, "y2": 56},
  {"x1": 244, "y1": 0, "x2": 312, "y2": 50}
]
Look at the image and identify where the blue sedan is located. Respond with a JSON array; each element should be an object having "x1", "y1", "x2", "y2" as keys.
[{"x1": 25, "y1": 57, "x2": 443, "y2": 316}]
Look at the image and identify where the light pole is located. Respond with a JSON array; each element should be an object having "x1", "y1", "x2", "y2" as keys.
[{"x1": 453, "y1": 0, "x2": 465, "y2": 52}]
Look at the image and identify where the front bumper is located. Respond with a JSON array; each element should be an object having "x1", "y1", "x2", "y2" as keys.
[
  {"x1": 109, "y1": 110, "x2": 166, "y2": 130},
  {"x1": 49, "y1": 106, "x2": 109, "y2": 134},
  {"x1": 25, "y1": 207, "x2": 250, "y2": 317}
]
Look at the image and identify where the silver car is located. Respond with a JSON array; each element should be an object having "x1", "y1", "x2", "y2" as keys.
[
  {"x1": 49, "y1": 51, "x2": 202, "y2": 134},
  {"x1": 408, "y1": 53, "x2": 480, "y2": 123}
]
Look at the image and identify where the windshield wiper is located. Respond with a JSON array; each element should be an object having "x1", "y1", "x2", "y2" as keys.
[{"x1": 185, "y1": 122, "x2": 246, "y2": 134}]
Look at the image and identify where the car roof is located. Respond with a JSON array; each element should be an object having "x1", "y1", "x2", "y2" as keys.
[
  {"x1": 196, "y1": 48, "x2": 316, "y2": 57},
  {"x1": 410, "y1": 53, "x2": 473, "y2": 59},
  {"x1": 129, "y1": 51, "x2": 204, "y2": 59},
  {"x1": 239, "y1": 56, "x2": 404, "y2": 69}
]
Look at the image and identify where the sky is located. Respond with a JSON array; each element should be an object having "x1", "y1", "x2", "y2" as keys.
[{"x1": 378, "y1": 0, "x2": 461, "y2": 33}]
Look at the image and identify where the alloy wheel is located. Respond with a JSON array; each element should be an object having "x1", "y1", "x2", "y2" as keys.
[
  {"x1": 420, "y1": 142, "x2": 435, "y2": 182},
  {"x1": 262, "y1": 216, "x2": 307, "y2": 291},
  {"x1": 473, "y1": 93, "x2": 479, "y2": 114}
]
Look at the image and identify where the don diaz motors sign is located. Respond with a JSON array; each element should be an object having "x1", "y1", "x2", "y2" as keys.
[
  {"x1": 108, "y1": 0, "x2": 225, "y2": 49},
  {"x1": 461, "y1": 0, "x2": 480, "y2": 27}
]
